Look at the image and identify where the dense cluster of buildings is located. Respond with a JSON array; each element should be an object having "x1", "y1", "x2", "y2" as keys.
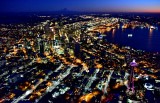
[{"x1": 0, "y1": 14, "x2": 160, "y2": 103}]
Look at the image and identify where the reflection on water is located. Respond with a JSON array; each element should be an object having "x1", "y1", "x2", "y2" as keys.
[
  {"x1": 148, "y1": 28, "x2": 153, "y2": 48},
  {"x1": 117, "y1": 25, "x2": 120, "y2": 29},
  {"x1": 149, "y1": 28, "x2": 153, "y2": 35},
  {"x1": 112, "y1": 29, "x2": 116, "y2": 38}
]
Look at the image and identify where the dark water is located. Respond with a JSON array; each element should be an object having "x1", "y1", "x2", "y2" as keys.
[{"x1": 106, "y1": 27, "x2": 160, "y2": 52}]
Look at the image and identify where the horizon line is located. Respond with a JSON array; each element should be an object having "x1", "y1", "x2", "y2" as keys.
[{"x1": 0, "y1": 10, "x2": 160, "y2": 14}]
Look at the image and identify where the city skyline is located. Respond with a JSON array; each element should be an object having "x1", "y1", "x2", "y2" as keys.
[
  {"x1": 0, "y1": 0, "x2": 160, "y2": 13},
  {"x1": 1, "y1": 1, "x2": 160, "y2": 102}
]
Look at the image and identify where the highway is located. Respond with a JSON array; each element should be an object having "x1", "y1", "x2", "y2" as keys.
[
  {"x1": 104, "y1": 70, "x2": 114, "y2": 94},
  {"x1": 85, "y1": 69, "x2": 99, "y2": 91}
]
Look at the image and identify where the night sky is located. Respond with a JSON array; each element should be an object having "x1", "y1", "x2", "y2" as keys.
[{"x1": 0, "y1": 0, "x2": 160, "y2": 13}]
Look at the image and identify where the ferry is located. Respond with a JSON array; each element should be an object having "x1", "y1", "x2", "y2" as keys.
[
  {"x1": 150, "y1": 26, "x2": 155, "y2": 29},
  {"x1": 150, "y1": 26, "x2": 158, "y2": 30},
  {"x1": 128, "y1": 34, "x2": 133, "y2": 37}
]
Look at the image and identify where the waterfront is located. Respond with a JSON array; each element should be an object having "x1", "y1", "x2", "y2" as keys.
[{"x1": 106, "y1": 26, "x2": 160, "y2": 52}]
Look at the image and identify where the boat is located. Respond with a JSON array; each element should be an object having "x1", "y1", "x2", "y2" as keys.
[
  {"x1": 128, "y1": 34, "x2": 133, "y2": 37},
  {"x1": 150, "y1": 26, "x2": 155, "y2": 29}
]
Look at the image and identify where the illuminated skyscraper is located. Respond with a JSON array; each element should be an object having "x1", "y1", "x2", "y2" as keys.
[
  {"x1": 74, "y1": 42, "x2": 81, "y2": 58},
  {"x1": 39, "y1": 40, "x2": 44, "y2": 55}
]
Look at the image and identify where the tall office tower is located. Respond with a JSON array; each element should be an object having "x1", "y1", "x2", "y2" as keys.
[
  {"x1": 74, "y1": 42, "x2": 81, "y2": 58},
  {"x1": 54, "y1": 22, "x2": 61, "y2": 40},
  {"x1": 39, "y1": 40, "x2": 44, "y2": 55},
  {"x1": 50, "y1": 27, "x2": 56, "y2": 40},
  {"x1": 127, "y1": 59, "x2": 138, "y2": 95},
  {"x1": 80, "y1": 26, "x2": 85, "y2": 42}
]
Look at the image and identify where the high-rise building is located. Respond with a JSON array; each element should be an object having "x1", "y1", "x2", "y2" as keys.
[
  {"x1": 74, "y1": 42, "x2": 81, "y2": 58},
  {"x1": 37, "y1": 34, "x2": 45, "y2": 55},
  {"x1": 39, "y1": 40, "x2": 44, "y2": 55}
]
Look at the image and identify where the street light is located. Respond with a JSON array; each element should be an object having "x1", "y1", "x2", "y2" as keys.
[
  {"x1": 95, "y1": 64, "x2": 103, "y2": 69},
  {"x1": 75, "y1": 59, "x2": 82, "y2": 64}
]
